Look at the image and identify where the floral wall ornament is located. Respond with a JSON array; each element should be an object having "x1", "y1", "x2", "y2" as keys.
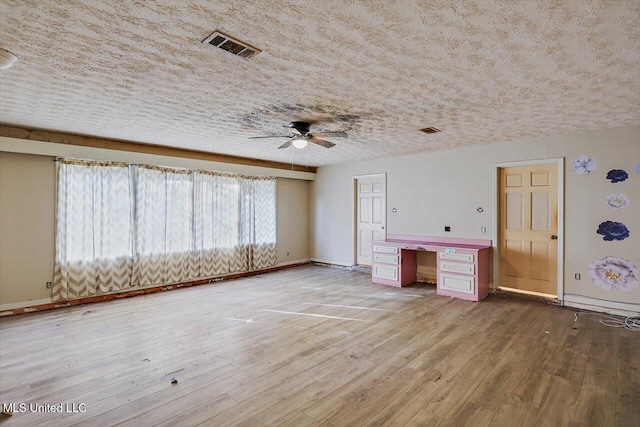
[
  {"x1": 606, "y1": 169, "x2": 628, "y2": 183},
  {"x1": 571, "y1": 155, "x2": 597, "y2": 175},
  {"x1": 596, "y1": 221, "x2": 630, "y2": 241},
  {"x1": 588, "y1": 257, "x2": 639, "y2": 292},
  {"x1": 605, "y1": 193, "x2": 630, "y2": 210}
]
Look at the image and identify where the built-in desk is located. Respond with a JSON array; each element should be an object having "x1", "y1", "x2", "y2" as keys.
[{"x1": 371, "y1": 234, "x2": 491, "y2": 301}]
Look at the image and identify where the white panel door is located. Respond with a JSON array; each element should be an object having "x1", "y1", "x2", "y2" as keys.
[{"x1": 356, "y1": 175, "x2": 386, "y2": 266}]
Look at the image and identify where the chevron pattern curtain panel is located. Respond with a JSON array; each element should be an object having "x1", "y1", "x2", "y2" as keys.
[
  {"x1": 241, "y1": 177, "x2": 277, "y2": 270},
  {"x1": 195, "y1": 171, "x2": 247, "y2": 276},
  {"x1": 53, "y1": 160, "x2": 277, "y2": 302},
  {"x1": 133, "y1": 166, "x2": 198, "y2": 287},
  {"x1": 52, "y1": 159, "x2": 134, "y2": 302}
]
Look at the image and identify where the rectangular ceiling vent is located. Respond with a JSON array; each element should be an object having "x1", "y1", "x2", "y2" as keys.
[
  {"x1": 420, "y1": 127, "x2": 441, "y2": 134},
  {"x1": 202, "y1": 30, "x2": 261, "y2": 59}
]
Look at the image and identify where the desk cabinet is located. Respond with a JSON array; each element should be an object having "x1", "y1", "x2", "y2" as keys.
[
  {"x1": 371, "y1": 235, "x2": 491, "y2": 301},
  {"x1": 371, "y1": 243, "x2": 416, "y2": 287},
  {"x1": 436, "y1": 249, "x2": 490, "y2": 301}
]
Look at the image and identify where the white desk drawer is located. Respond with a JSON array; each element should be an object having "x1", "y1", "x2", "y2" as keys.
[
  {"x1": 440, "y1": 261, "x2": 475, "y2": 275},
  {"x1": 373, "y1": 245, "x2": 398, "y2": 254},
  {"x1": 374, "y1": 265, "x2": 399, "y2": 281},
  {"x1": 439, "y1": 273, "x2": 475, "y2": 294},
  {"x1": 439, "y1": 252, "x2": 474, "y2": 262},
  {"x1": 374, "y1": 254, "x2": 399, "y2": 265}
]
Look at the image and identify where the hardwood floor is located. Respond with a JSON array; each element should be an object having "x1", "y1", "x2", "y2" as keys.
[{"x1": 0, "y1": 264, "x2": 638, "y2": 426}]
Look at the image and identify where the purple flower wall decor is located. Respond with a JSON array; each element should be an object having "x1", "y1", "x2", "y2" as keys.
[
  {"x1": 596, "y1": 221, "x2": 630, "y2": 241},
  {"x1": 606, "y1": 169, "x2": 628, "y2": 183},
  {"x1": 588, "y1": 257, "x2": 639, "y2": 292},
  {"x1": 571, "y1": 155, "x2": 597, "y2": 175},
  {"x1": 605, "y1": 193, "x2": 630, "y2": 210}
]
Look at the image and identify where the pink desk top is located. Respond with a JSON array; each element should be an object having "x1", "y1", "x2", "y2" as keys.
[{"x1": 376, "y1": 234, "x2": 492, "y2": 250}]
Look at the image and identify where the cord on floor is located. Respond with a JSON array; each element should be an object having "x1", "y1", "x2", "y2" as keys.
[{"x1": 573, "y1": 311, "x2": 640, "y2": 331}]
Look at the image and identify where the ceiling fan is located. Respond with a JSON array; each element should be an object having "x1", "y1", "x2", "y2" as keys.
[{"x1": 249, "y1": 121, "x2": 348, "y2": 149}]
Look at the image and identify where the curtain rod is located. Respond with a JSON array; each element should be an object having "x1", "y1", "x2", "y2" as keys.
[
  {"x1": 53, "y1": 158, "x2": 274, "y2": 180},
  {"x1": 54, "y1": 157, "x2": 138, "y2": 166}
]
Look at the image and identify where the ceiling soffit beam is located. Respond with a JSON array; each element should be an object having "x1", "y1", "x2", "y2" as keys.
[{"x1": 0, "y1": 125, "x2": 316, "y2": 174}]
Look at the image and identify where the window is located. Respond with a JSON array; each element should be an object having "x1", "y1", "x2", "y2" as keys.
[
  {"x1": 53, "y1": 160, "x2": 133, "y2": 301},
  {"x1": 196, "y1": 172, "x2": 240, "y2": 250},
  {"x1": 58, "y1": 161, "x2": 133, "y2": 262},
  {"x1": 134, "y1": 166, "x2": 195, "y2": 257},
  {"x1": 53, "y1": 159, "x2": 277, "y2": 302}
]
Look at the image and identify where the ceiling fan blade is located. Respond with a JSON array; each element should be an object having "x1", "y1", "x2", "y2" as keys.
[
  {"x1": 278, "y1": 138, "x2": 296, "y2": 149},
  {"x1": 249, "y1": 134, "x2": 293, "y2": 139},
  {"x1": 309, "y1": 137, "x2": 336, "y2": 148},
  {"x1": 311, "y1": 131, "x2": 348, "y2": 138}
]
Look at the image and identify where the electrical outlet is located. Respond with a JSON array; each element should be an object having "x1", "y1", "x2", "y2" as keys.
[
  {"x1": 575, "y1": 273, "x2": 581, "y2": 280},
  {"x1": 444, "y1": 226, "x2": 451, "y2": 232},
  {"x1": 45, "y1": 281, "x2": 52, "y2": 289},
  {"x1": 286, "y1": 251, "x2": 290, "y2": 256},
  {"x1": 481, "y1": 227, "x2": 486, "y2": 233}
]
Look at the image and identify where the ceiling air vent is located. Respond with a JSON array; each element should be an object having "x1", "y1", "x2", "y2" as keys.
[
  {"x1": 202, "y1": 30, "x2": 261, "y2": 59},
  {"x1": 420, "y1": 127, "x2": 441, "y2": 134}
]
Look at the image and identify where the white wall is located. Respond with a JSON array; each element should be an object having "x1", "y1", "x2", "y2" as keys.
[
  {"x1": 311, "y1": 125, "x2": 640, "y2": 309},
  {"x1": 0, "y1": 150, "x2": 310, "y2": 309}
]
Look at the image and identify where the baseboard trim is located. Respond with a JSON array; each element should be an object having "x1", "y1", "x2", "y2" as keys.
[
  {"x1": 562, "y1": 294, "x2": 640, "y2": 317},
  {"x1": 0, "y1": 261, "x2": 309, "y2": 317}
]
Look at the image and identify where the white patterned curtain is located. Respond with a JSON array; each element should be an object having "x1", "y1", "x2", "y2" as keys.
[
  {"x1": 195, "y1": 171, "x2": 248, "y2": 275},
  {"x1": 240, "y1": 177, "x2": 277, "y2": 270},
  {"x1": 54, "y1": 161, "x2": 277, "y2": 301},
  {"x1": 52, "y1": 159, "x2": 133, "y2": 301},
  {"x1": 133, "y1": 166, "x2": 197, "y2": 287}
]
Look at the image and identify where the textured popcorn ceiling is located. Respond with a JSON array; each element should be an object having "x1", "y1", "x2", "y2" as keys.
[{"x1": 0, "y1": 1, "x2": 639, "y2": 166}]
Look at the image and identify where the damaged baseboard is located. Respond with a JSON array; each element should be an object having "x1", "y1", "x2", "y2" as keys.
[
  {"x1": 0, "y1": 298, "x2": 52, "y2": 312},
  {"x1": 0, "y1": 261, "x2": 309, "y2": 317},
  {"x1": 310, "y1": 259, "x2": 373, "y2": 274},
  {"x1": 310, "y1": 258, "x2": 352, "y2": 268},
  {"x1": 277, "y1": 258, "x2": 310, "y2": 267},
  {"x1": 491, "y1": 288, "x2": 561, "y2": 306}
]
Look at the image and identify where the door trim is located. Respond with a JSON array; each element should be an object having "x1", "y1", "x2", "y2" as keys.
[
  {"x1": 493, "y1": 158, "x2": 564, "y2": 301},
  {"x1": 353, "y1": 173, "x2": 387, "y2": 266}
]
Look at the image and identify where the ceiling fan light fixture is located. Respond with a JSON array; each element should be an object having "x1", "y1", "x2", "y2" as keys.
[
  {"x1": 292, "y1": 138, "x2": 308, "y2": 149},
  {"x1": 251, "y1": 121, "x2": 343, "y2": 149},
  {"x1": 0, "y1": 48, "x2": 18, "y2": 70}
]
